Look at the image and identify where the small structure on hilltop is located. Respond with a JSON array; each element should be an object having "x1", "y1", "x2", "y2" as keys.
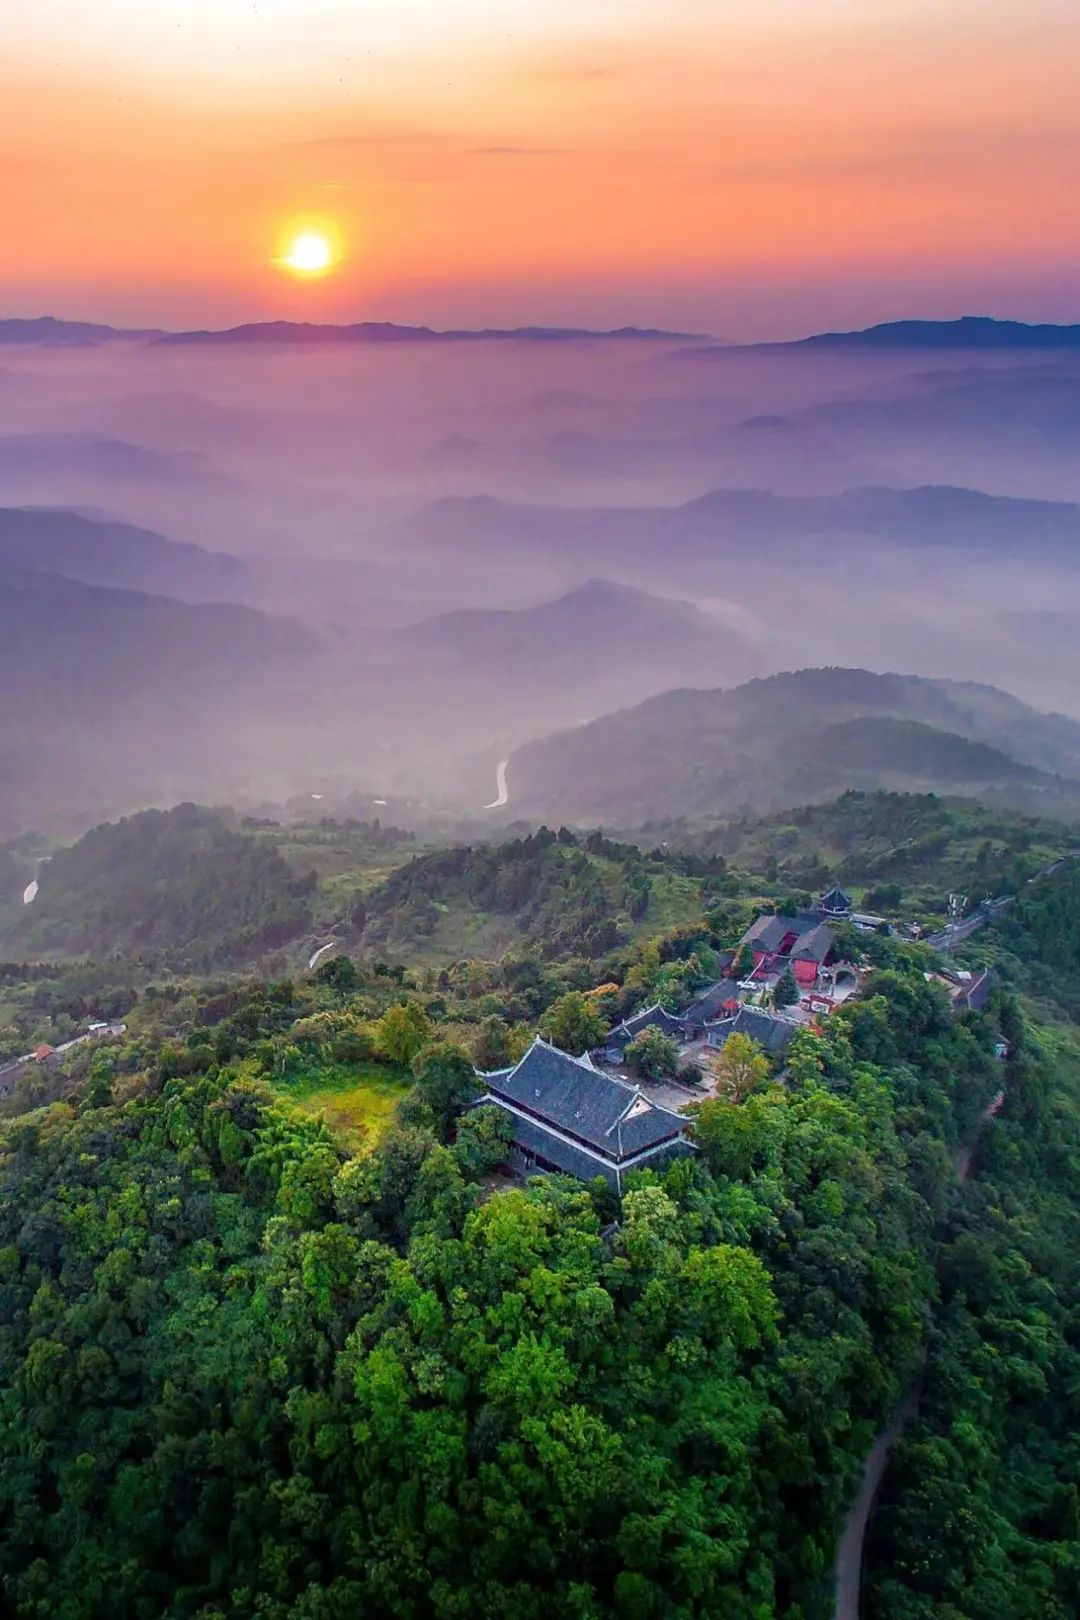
[
  {"x1": 474, "y1": 1036, "x2": 695, "y2": 1192},
  {"x1": 952, "y1": 967, "x2": 998, "y2": 1013},
  {"x1": 849, "y1": 912, "x2": 890, "y2": 933},
  {"x1": 706, "y1": 1005, "x2": 797, "y2": 1058},
  {"x1": 817, "y1": 885, "x2": 853, "y2": 918}
]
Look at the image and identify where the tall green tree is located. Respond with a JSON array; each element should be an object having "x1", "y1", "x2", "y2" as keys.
[
  {"x1": 624, "y1": 1024, "x2": 681, "y2": 1079},
  {"x1": 773, "y1": 966, "x2": 800, "y2": 1008},
  {"x1": 539, "y1": 990, "x2": 607, "y2": 1054}
]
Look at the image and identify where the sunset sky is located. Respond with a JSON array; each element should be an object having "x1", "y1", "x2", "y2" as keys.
[{"x1": 6, "y1": 0, "x2": 1079, "y2": 336}]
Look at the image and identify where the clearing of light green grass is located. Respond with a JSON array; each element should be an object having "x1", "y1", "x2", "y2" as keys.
[
  {"x1": 640, "y1": 872, "x2": 708, "y2": 933},
  {"x1": 276, "y1": 1060, "x2": 411, "y2": 1151}
]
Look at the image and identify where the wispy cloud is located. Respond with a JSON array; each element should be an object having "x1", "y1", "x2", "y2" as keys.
[
  {"x1": 290, "y1": 130, "x2": 446, "y2": 151},
  {"x1": 467, "y1": 145, "x2": 571, "y2": 158}
]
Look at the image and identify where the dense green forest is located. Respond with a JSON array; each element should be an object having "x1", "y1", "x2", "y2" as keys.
[
  {"x1": 0, "y1": 952, "x2": 1007, "y2": 1619},
  {"x1": 5, "y1": 791, "x2": 1072, "y2": 981},
  {"x1": 864, "y1": 871, "x2": 1080, "y2": 1618},
  {"x1": 356, "y1": 827, "x2": 726, "y2": 961},
  {"x1": 637, "y1": 792, "x2": 1072, "y2": 919},
  {"x1": 0, "y1": 794, "x2": 1077, "y2": 1618},
  {"x1": 0, "y1": 806, "x2": 317, "y2": 970},
  {"x1": 0, "y1": 812, "x2": 718, "y2": 976}
]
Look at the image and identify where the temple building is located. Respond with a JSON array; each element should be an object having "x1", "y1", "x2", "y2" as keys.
[
  {"x1": 817, "y1": 885, "x2": 853, "y2": 918},
  {"x1": 706, "y1": 1005, "x2": 797, "y2": 1057},
  {"x1": 739, "y1": 912, "x2": 839, "y2": 991},
  {"x1": 597, "y1": 1002, "x2": 689, "y2": 1061},
  {"x1": 474, "y1": 1036, "x2": 694, "y2": 1192}
]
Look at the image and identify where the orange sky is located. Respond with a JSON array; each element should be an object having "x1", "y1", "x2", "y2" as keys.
[{"x1": 4, "y1": 1, "x2": 1079, "y2": 336}]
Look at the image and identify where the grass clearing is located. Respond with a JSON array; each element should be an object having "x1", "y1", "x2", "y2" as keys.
[
  {"x1": 642, "y1": 873, "x2": 707, "y2": 933},
  {"x1": 275, "y1": 1059, "x2": 411, "y2": 1151}
]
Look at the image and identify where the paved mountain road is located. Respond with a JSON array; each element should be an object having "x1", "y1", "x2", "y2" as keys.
[{"x1": 484, "y1": 759, "x2": 509, "y2": 809}]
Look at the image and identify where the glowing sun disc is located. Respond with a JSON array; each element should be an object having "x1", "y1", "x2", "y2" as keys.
[{"x1": 281, "y1": 230, "x2": 334, "y2": 276}]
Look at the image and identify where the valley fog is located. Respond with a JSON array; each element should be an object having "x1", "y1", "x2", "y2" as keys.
[{"x1": 2, "y1": 323, "x2": 1080, "y2": 838}]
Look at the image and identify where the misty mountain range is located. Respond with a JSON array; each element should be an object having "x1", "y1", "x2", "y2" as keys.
[
  {"x1": 506, "y1": 669, "x2": 1080, "y2": 826},
  {"x1": 402, "y1": 482, "x2": 1080, "y2": 578},
  {"x1": 797, "y1": 315, "x2": 1080, "y2": 351},
  {"x1": 0, "y1": 316, "x2": 697, "y2": 348},
  {"x1": 3, "y1": 488, "x2": 1079, "y2": 841},
  {"x1": 0, "y1": 507, "x2": 248, "y2": 602},
  {"x1": 10, "y1": 312, "x2": 1080, "y2": 351},
  {"x1": 2, "y1": 309, "x2": 1080, "y2": 843}
]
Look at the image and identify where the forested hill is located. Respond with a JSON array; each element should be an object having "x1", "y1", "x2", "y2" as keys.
[
  {"x1": 0, "y1": 912, "x2": 1022, "y2": 1618},
  {"x1": 865, "y1": 866, "x2": 1080, "y2": 1615},
  {"x1": 2, "y1": 793, "x2": 1074, "y2": 977},
  {"x1": 356, "y1": 827, "x2": 683, "y2": 960},
  {"x1": 0, "y1": 804, "x2": 316, "y2": 969},
  {"x1": 0, "y1": 797, "x2": 1078, "y2": 1617},
  {"x1": 508, "y1": 667, "x2": 1080, "y2": 825},
  {"x1": 639, "y1": 791, "x2": 1074, "y2": 905}
]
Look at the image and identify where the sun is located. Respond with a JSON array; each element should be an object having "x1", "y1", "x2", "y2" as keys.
[{"x1": 278, "y1": 228, "x2": 337, "y2": 278}]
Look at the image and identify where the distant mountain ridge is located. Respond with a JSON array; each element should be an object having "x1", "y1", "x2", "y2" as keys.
[
  {"x1": 0, "y1": 573, "x2": 318, "y2": 838},
  {"x1": 0, "y1": 316, "x2": 165, "y2": 345},
  {"x1": 403, "y1": 483, "x2": 1080, "y2": 574},
  {"x1": 156, "y1": 321, "x2": 698, "y2": 346},
  {"x1": 0, "y1": 433, "x2": 225, "y2": 489},
  {"x1": 399, "y1": 578, "x2": 735, "y2": 654},
  {"x1": 11, "y1": 311, "x2": 1080, "y2": 351},
  {"x1": 507, "y1": 667, "x2": 1080, "y2": 824},
  {"x1": 672, "y1": 315, "x2": 1080, "y2": 358},
  {"x1": 797, "y1": 316, "x2": 1080, "y2": 351},
  {"x1": 0, "y1": 507, "x2": 248, "y2": 603},
  {"x1": 0, "y1": 315, "x2": 697, "y2": 347}
]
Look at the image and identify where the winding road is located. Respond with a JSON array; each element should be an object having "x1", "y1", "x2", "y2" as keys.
[
  {"x1": 307, "y1": 940, "x2": 338, "y2": 971},
  {"x1": 484, "y1": 759, "x2": 509, "y2": 810},
  {"x1": 21, "y1": 855, "x2": 51, "y2": 907}
]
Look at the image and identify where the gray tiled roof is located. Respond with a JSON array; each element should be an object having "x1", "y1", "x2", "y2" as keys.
[
  {"x1": 954, "y1": 968, "x2": 998, "y2": 1012},
  {"x1": 485, "y1": 1104, "x2": 696, "y2": 1191},
  {"x1": 483, "y1": 1037, "x2": 688, "y2": 1159},
  {"x1": 708, "y1": 1006, "x2": 797, "y2": 1055},
  {"x1": 683, "y1": 978, "x2": 741, "y2": 1026},
  {"x1": 743, "y1": 913, "x2": 836, "y2": 962},
  {"x1": 606, "y1": 1003, "x2": 688, "y2": 1047},
  {"x1": 792, "y1": 921, "x2": 837, "y2": 961},
  {"x1": 819, "y1": 886, "x2": 853, "y2": 912}
]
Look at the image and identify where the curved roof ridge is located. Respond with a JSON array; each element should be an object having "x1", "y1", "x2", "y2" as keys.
[{"x1": 609, "y1": 1000, "x2": 663, "y2": 1035}]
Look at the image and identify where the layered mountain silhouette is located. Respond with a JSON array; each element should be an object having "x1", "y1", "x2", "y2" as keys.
[
  {"x1": 158, "y1": 321, "x2": 696, "y2": 346},
  {"x1": 506, "y1": 668, "x2": 1080, "y2": 824},
  {"x1": 0, "y1": 574, "x2": 318, "y2": 837},
  {"x1": 0, "y1": 507, "x2": 248, "y2": 602},
  {"x1": 0, "y1": 316, "x2": 165, "y2": 345},
  {"x1": 673, "y1": 316, "x2": 1080, "y2": 358},
  {"x1": 402, "y1": 483, "x2": 1080, "y2": 580},
  {"x1": 0, "y1": 434, "x2": 227, "y2": 490},
  {"x1": 797, "y1": 316, "x2": 1080, "y2": 351},
  {"x1": 0, "y1": 574, "x2": 748, "y2": 836},
  {"x1": 9, "y1": 312, "x2": 1080, "y2": 350}
]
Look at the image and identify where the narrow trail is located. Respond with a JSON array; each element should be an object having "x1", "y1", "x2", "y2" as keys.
[
  {"x1": 484, "y1": 759, "x2": 509, "y2": 810},
  {"x1": 307, "y1": 941, "x2": 338, "y2": 971},
  {"x1": 833, "y1": 1088, "x2": 1005, "y2": 1619}
]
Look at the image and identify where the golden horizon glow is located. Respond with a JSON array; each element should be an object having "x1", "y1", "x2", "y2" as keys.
[{"x1": 5, "y1": 3, "x2": 1080, "y2": 335}]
